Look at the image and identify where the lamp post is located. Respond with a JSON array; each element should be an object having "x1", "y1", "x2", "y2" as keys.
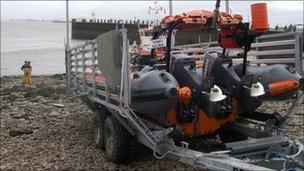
[
  {"x1": 65, "y1": 0, "x2": 70, "y2": 94},
  {"x1": 225, "y1": 0, "x2": 229, "y2": 13},
  {"x1": 169, "y1": 0, "x2": 173, "y2": 16},
  {"x1": 66, "y1": 0, "x2": 70, "y2": 48}
]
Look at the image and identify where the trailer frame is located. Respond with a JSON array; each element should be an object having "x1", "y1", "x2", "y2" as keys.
[{"x1": 65, "y1": 29, "x2": 304, "y2": 171}]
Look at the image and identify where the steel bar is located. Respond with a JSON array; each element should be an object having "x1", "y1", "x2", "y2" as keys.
[
  {"x1": 249, "y1": 49, "x2": 295, "y2": 56},
  {"x1": 294, "y1": 32, "x2": 303, "y2": 73},
  {"x1": 251, "y1": 39, "x2": 295, "y2": 48},
  {"x1": 66, "y1": 49, "x2": 71, "y2": 94},
  {"x1": 279, "y1": 90, "x2": 304, "y2": 136},
  {"x1": 82, "y1": 46, "x2": 86, "y2": 92},
  {"x1": 249, "y1": 58, "x2": 295, "y2": 64},
  {"x1": 65, "y1": 0, "x2": 70, "y2": 48},
  {"x1": 91, "y1": 43, "x2": 97, "y2": 97}
]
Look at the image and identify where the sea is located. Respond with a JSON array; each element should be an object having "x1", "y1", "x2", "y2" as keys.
[{"x1": 1, "y1": 21, "x2": 83, "y2": 76}]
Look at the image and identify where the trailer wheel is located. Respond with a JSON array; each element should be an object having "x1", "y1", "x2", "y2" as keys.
[
  {"x1": 104, "y1": 115, "x2": 130, "y2": 163},
  {"x1": 93, "y1": 109, "x2": 108, "y2": 150},
  {"x1": 219, "y1": 129, "x2": 248, "y2": 143}
]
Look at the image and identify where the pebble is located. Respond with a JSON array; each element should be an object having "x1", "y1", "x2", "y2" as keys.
[
  {"x1": 12, "y1": 113, "x2": 30, "y2": 119},
  {"x1": 41, "y1": 98, "x2": 48, "y2": 104},
  {"x1": 52, "y1": 103, "x2": 65, "y2": 108},
  {"x1": 50, "y1": 111, "x2": 61, "y2": 117},
  {"x1": 9, "y1": 127, "x2": 34, "y2": 137},
  {"x1": 0, "y1": 74, "x2": 303, "y2": 170}
]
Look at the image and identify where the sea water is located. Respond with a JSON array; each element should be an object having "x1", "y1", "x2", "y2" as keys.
[{"x1": 1, "y1": 21, "x2": 83, "y2": 76}]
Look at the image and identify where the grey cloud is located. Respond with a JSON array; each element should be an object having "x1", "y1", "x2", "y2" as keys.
[{"x1": 1, "y1": 1, "x2": 303, "y2": 26}]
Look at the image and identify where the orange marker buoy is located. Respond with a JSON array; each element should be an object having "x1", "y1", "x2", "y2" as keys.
[{"x1": 251, "y1": 3, "x2": 269, "y2": 32}]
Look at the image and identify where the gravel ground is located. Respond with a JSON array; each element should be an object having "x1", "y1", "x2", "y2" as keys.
[{"x1": 0, "y1": 74, "x2": 303, "y2": 170}]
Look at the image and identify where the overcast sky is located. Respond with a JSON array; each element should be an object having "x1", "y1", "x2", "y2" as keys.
[{"x1": 1, "y1": 1, "x2": 303, "y2": 27}]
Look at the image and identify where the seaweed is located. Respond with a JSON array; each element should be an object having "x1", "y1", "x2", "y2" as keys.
[{"x1": 24, "y1": 86, "x2": 66, "y2": 99}]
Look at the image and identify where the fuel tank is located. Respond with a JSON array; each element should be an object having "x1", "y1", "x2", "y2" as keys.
[{"x1": 131, "y1": 67, "x2": 180, "y2": 126}]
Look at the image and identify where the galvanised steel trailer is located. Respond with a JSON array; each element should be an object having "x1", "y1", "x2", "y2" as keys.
[{"x1": 65, "y1": 29, "x2": 304, "y2": 171}]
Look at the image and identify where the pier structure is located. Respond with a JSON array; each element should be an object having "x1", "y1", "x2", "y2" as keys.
[
  {"x1": 71, "y1": 18, "x2": 148, "y2": 44},
  {"x1": 71, "y1": 18, "x2": 220, "y2": 45}
]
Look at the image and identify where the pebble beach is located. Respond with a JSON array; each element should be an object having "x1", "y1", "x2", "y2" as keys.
[{"x1": 0, "y1": 74, "x2": 303, "y2": 170}]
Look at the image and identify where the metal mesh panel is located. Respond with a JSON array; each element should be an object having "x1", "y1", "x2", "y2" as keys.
[{"x1": 97, "y1": 30, "x2": 122, "y2": 91}]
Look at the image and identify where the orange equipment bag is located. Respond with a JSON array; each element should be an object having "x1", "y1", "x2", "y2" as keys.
[{"x1": 218, "y1": 26, "x2": 246, "y2": 48}]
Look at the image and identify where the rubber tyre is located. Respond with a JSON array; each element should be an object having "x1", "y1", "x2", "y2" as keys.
[
  {"x1": 93, "y1": 109, "x2": 108, "y2": 150},
  {"x1": 218, "y1": 129, "x2": 248, "y2": 144},
  {"x1": 104, "y1": 115, "x2": 130, "y2": 164}
]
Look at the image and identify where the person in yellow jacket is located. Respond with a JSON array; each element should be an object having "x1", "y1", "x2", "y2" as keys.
[{"x1": 21, "y1": 61, "x2": 32, "y2": 87}]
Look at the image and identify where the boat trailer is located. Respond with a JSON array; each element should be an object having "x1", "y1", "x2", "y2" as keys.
[{"x1": 65, "y1": 29, "x2": 304, "y2": 170}]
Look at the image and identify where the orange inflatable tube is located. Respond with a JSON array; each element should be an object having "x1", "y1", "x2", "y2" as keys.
[{"x1": 268, "y1": 79, "x2": 299, "y2": 96}]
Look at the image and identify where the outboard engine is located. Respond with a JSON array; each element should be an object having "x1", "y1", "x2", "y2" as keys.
[
  {"x1": 201, "y1": 52, "x2": 263, "y2": 112},
  {"x1": 170, "y1": 53, "x2": 233, "y2": 119},
  {"x1": 201, "y1": 52, "x2": 219, "y2": 79},
  {"x1": 170, "y1": 53, "x2": 202, "y2": 88},
  {"x1": 200, "y1": 53, "x2": 234, "y2": 118}
]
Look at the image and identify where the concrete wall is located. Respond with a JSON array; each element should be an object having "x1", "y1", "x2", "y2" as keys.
[
  {"x1": 71, "y1": 19, "x2": 148, "y2": 44},
  {"x1": 71, "y1": 19, "x2": 219, "y2": 45}
]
